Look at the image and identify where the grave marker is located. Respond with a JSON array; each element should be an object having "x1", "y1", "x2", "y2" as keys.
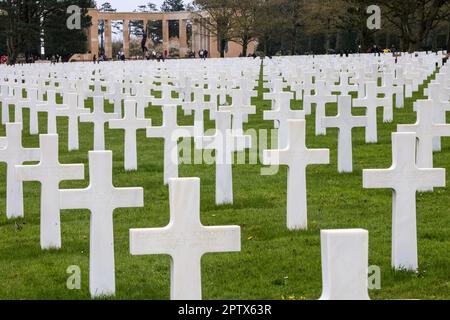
[
  {"x1": 363, "y1": 133, "x2": 446, "y2": 271},
  {"x1": 16, "y1": 134, "x2": 84, "y2": 249},
  {"x1": 0, "y1": 123, "x2": 40, "y2": 219},
  {"x1": 263, "y1": 120, "x2": 329, "y2": 230},
  {"x1": 130, "y1": 178, "x2": 240, "y2": 300},
  {"x1": 110, "y1": 100, "x2": 152, "y2": 171},
  {"x1": 60, "y1": 151, "x2": 144, "y2": 297}
]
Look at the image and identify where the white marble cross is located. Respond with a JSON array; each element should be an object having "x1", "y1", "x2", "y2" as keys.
[
  {"x1": 147, "y1": 105, "x2": 194, "y2": 184},
  {"x1": 199, "y1": 111, "x2": 251, "y2": 205},
  {"x1": 80, "y1": 96, "x2": 119, "y2": 150},
  {"x1": 60, "y1": 151, "x2": 144, "y2": 298},
  {"x1": 91, "y1": 80, "x2": 104, "y2": 97},
  {"x1": 1, "y1": 84, "x2": 13, "y2": 124},
  {"x1": 129, "y1": 83, "x2": 152, "y2": 118},
  {"x1": 323, "y1": 95, "x2": 368, "y2": 173},
  {"x1": 428, "y1": 83, "x2": 450, "y2": 152},
  {"x1": 110, "y1": 100, "x2": 152, "y2": 171},
  {"x1": 17, "y1": 88, "x2": 41, "y2": 135},
  {"x1": 263, "y1": 120, "x2": 329, "y2": 230},
  {"x1": 303, "y1": 80, "x2": 333, "y2": 114},
  {"x1": 106, "y1": 81, "x2": 123, "y2": 117},
  {"x1": 9, "y1": 86, "x2": 25, "y2": 127},
  {"x1": 16, "y1": 134, "x2": 84, "y2": 249},
  {"x1": 304, "y1": 80, "x2": 337, "y2": 135},
  {"x1": 331, "y1": 73, "x2": 358, "y2": 96},
  {"x1": 221, "y1": 90, "x2": 256, "y2": 133},
  {"x1": 398, "y1": 100, "x2": 450, "y2": 189},
  {"x1": 151, "y1": 84, "x2": 181, "y2": 107},
  {"x1": 0, "y1": 137, "x2": 6, "y2": 148},
  {"x1": 319, "y1": 229, "x2": 370, "y2": 300},
  {"x1": 353, "y1": 82, "x2": 390, "y2": 143},
  {"x1": 56, "y1": 92, "x2": 90, "y2": 151},
  {"x1": 182, "y1": 86, "x2": 216, "y2": 137},
  {"x1": 263, "y1": 91, "x2": 293, "y2": 112},
  {"x1": 130, "y1": 177, "x2": 240, "y2": 300},
  {"x1": 379, "y1": 72, "x2": 402, "y2": 111},
  {"x1": 264, "y1": 96, "x2": 305, "y2": 149},
  {"x1": 37, "y1": 90, "x2": 66, "y2": 134},
  {"x1": 0, "y1": 123, "x2": 41, "y2": 219},
  {"x1": 363, "y1": 132, "x2": 446, "y2": 271}
]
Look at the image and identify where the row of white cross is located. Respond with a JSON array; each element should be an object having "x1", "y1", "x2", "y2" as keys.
[{"x1": 0, "y1": 52, "x2": 448, "y2": 300}]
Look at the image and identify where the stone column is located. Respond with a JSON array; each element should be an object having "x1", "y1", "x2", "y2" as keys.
[
  {"x1": 104, "y1": 20, "x2": 113, "y2": 59},
  {"x1": 206, "y1": 22, "x2": 211, "y2": 54},
  {"x1": 123, "y1": 20, "x2": 130, "y2": 58},
  {"x1": 209, "y1": 33, "x2": 220, "y2": 58},
  {"x1": 192, "y1": 22, "x2": 199, "y2": 54},
  {"x1": 179, "y1": 19, "x2": 188, "y2": 57},
  {"x1": 199, "y1": 19, "x2": 204, "y2": 50},
  {"x1": 89, "y1": 18, "x2": 99, "y2": 57},
  {"x1": 162, "y1": 19, "x2": 170, "y2": 55}
]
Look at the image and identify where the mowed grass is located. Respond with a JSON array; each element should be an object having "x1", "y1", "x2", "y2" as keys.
[{"x1": 0, "y1": 63, "x2": 449, "y2": 300}]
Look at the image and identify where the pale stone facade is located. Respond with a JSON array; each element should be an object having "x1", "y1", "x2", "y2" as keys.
[{"x1": 87, "y1": 9, "x2": 256, "y2": 59}]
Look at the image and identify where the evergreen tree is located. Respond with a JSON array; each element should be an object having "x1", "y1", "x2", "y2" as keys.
[{"x1": 161, "y1": 0, "x2": 186, "y2": 39}]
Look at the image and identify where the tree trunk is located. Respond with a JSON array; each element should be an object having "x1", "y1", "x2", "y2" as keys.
[
  {"x1": 308, "y1": 35, "x2": 312, "y2": 52},
  {"x1": 335, "y1": 31, "x2": 341, "y2": 52},
  {"x1": 385, "y1": 32, "x2": 391, "y2": 49},
  {"x1": 220, "y1": 39, "x2": 226, "y2": 58},
  {"x1": 447, "y1": 19, "x2": 450, "y2": 51},
  {"x1": 264, "y1": 36, "x2": 268, "y2": 56},
  {"x1": 242, "y1": 38, "x2": 248, "y2": 57}
]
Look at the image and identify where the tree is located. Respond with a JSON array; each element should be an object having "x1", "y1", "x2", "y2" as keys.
[
  {"x1": 161, "y1": 0, "x2": 185, "y2": 12},
  {"x1": 379, "y1": 0, "x2": 450, "y2": 52},
  {"x1": 229, "y1": 0, "x2": 260, "y2": 56},
  {"x1": 42, "y1": 0, "x2": 94, "y2": 60},
  {"x1": 194, "y1": 0, "x2": 236, "y2": 57},
  {"x1": 129, "y1": 2, "x2": 160, "y2": 56},
  {"x1": 97, "y1": 2, "x2": 117, "y2": 56},
  {"x1": 338, "y1": 0, "x2": 378, "y2": 52},
  {"x1": 0, "y1": 0, "x2": 43, "y2": 64},
  {"x1": 161, "y1": 0, "x2": 185, "y2": 39}
]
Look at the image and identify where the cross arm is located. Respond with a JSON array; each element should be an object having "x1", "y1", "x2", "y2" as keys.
[
  {"x1": 418, "y1": 168, "x2": 446, "y2": 189},
  {"x1": 322, "y1": 116, "x2": 340, "y2": 129},
  {"x1": 352, "y1": 116, "x2": 369, "y2": 128},
  {"x1": 109, "y1": 119, "x2": 127, "y2": 130},
  {"x1": 306, "y1": 149, "x2": 330, "y2": 166},
  {"x1": 352, "y1": 98, "x2": 367, "y2": 108},
  {"x1": 130, "y1": 227, "x2": 174, "y2": 256},
  {"x1": 59, "y1": 188, "x2": 92, "y2": 210},
  {"x1": 146, "y1": 126, "x2": 165, "y2": 138},
  {"x1": 263, "y1": 110, "x2": 280, "y2": 121},
  {"x1": 24, "y1": 148, "x2": 41, "y2": 163},
  {"x1": 431, "y1": 124, "x2": 450, "y2": 137},
  {"x1": 197, "y1": 134, "x2": 218, "y2": 151},
  {"x1": 59, "y1": 164, "x2": 85, "y2": 181},
  {"x1": 15, "y1": 164, "x2": 41, "y2": 182},
  {"x1": 442, "y1": 101, "x2": 450, "y2": 111},
  {"x1": 263, "y1": 149, "x2": 289, "y2": 166},
  {"x1": 201, "y1": 226, "x2": 241, "y2": 255},
  {"x1": 363, "y1": 169, "x2": 394, "y2": 189},
  {"x1": 233, "y1": 134, "x2": 252, "y2": 152},
  {"x1": 112, "y1": 187, "x2": 144, "y2": 209},
  {"x1": 174, "y1": 125, "x2": 195, "y2": 139},
  {"x1": 79, "y1": 114, "x2": 92, "y2": 123}
]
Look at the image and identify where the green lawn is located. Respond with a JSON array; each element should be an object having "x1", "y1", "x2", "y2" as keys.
[{"x1": 0, "y1": 63, "x2": 449, "y2": 300}]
